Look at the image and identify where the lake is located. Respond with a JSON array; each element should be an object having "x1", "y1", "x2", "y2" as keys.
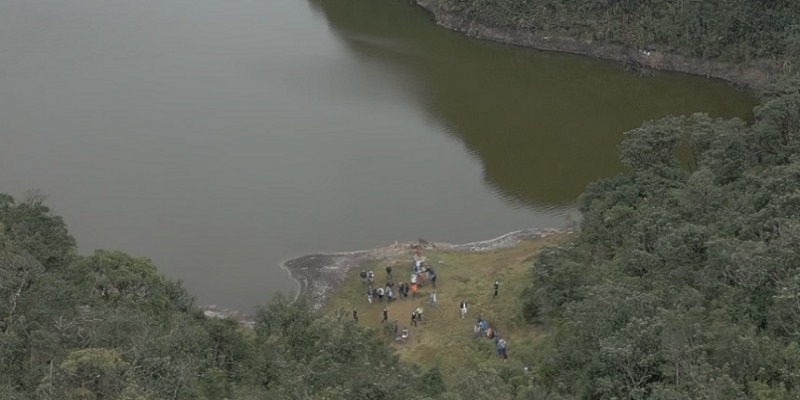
[{"x1": 0, "y1": 0, "x2": 756, "y2": 311}]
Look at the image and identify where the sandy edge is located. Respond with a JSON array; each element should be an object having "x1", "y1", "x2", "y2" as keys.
[{"x1": 282, "y1": 227, "x2": 566, "y2": 310}]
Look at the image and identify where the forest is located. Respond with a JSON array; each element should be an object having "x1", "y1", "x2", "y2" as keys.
[
  {"x1": 0, "y1": 192, "x2": 451, "y2": 399},
  {"x1": 3, "y1": 1, "x2": 800, "y2": 398},
  {"x1": 434, "y1": 0, "x2": 800, "y2": 64},
  {"x1": 520, "y1": 74, "x2": 800, "y2": 398},
  {"x1": 3, "y1": 73, "x2": 799, "y2": 399}
]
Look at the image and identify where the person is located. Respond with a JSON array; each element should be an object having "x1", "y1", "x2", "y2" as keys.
[
  {"x1": 411, "y1": 311, "x2": 418, "y2": 327},
  {"x1": 460, "y1": 300, "x2": 468, "y2": 319},
  {"x1": 360, "y1": 270, "x2": 367, "y2": 285},
  {"x1": 368, "y1": 271, "x2": 375, "y2": 286},
  {"x1": 415, "y1": 306, "x2": 423, "y2": 321},
  {"x1": 367, "y1": 287, "x2": 373, "y2": 304},
  {"x1": 429, "y1": 270, "x2": 437, "y2": 288},
  {"x1": 353, "y1": 307, "x2": 358, "y2": 323},
  {"x1": 410, "y1": 273, "x2": 417, "y2": 285},
  {"x1": 386, "y1": 264, "x2": 393, "y2": 280},
  {"x1": 377, "y1": 287, "x2": 385, "y2": 300},
  {"x1": 387, "y1": 286, "x2": 394, "y2": 302},
  {"x1": 494, "y1": 281, "x2": 499, "y2": 297},
  {"x1": 401, "y1": 327, "x2": 409, "y2": 340},
  {"x1": 403, "y1": 282, "x2": 410, "y2": 298},
  {"x1": 411, "y1": 283, "x2": 418, "y2": 299},
  {"x1": 475, "y1": 318, "x2": 486, "y2": 336},
  {"x1": 497, "y1": 338, "x2": 508, "y2": 360},
  {"x1": 398, "y1": 282, "x2": 405, "y2": 298},
  {"x1": 382, "y1": 307, "x2": 388, "y2": 323}
]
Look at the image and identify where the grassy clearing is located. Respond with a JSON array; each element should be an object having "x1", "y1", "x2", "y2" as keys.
[{"x1": 323, "y1": 233, "x2": 572, "y2": 383}]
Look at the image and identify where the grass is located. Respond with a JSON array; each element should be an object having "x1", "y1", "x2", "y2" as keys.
[{"x1": 323, "y1": 232, "x2": 572, "y2": 383}]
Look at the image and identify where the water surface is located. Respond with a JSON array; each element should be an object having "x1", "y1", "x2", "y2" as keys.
[{"x1": 0, "y1": 0, "x2": 756, "y2": 310}]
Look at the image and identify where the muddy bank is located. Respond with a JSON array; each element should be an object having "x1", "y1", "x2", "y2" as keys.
[
  {"x1": 284, "y1": 228, "x2": 565, "y2": 310},
  {"x1": 414, "y1": 0, "x2": 779, "y2": 90}
]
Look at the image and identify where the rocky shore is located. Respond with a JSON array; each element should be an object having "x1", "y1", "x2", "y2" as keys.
[
  {"x1": 283, "y1": 228, "x2": 565, "y2": 310},
  {"x1": 414, "y1": 0, "x2": 779, "y2": 90}
]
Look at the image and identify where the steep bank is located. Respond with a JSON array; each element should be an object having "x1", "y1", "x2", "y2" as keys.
[
  {"x1": 283, "y1": 228, "x2": 565, "y2": 309},
  {"x1": 414, "y1": 0, "x2": 780, "y2": 89}
]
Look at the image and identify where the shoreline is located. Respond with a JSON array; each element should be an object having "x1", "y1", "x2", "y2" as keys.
[
  {"x1": 282, "y1": 227, "x2": 566, "y2": 310},
  {"x1": 413, "y1": 0, "x2": 780, "y2": 90}
]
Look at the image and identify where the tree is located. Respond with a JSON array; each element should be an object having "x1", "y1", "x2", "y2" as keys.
[
  {"x1": 55, "y1": 348, "x2": 129, "y2": 400},
  {"x1": 0, "y1": 193, "x2": 76, "y2": 270}
]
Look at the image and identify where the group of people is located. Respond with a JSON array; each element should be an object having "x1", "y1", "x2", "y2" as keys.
[
  {"x1": 459, "y1": 282, "x2": 507, "y2": 361},
  {"x1": 473, "y1": 315, "x2": 508, "y2": 360},
  {"x1": 412, "y1": 258, "x2": 438, "y2": 288},
  {"x1": 361, "y1": 251, "x2": 444, "y2": 302},
  {"x1": 362, "y1": 276, "x2": 412, "y2": 303},
  {"x1": 356, "y1": 247, "x2": 508, "y2": 359}
]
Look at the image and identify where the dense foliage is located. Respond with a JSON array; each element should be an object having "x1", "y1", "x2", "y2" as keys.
[
  {"x1": 4, "y1": 4, "x2": 799, "y2": 397},
  {"x1": 3, "y1": 84, "x2": 798, "y2": 399},
  {"x1": 4, "y1": 77, "x2": 799, "y2": 399},
  {"x1": 522, "y1": 75, "x2": 800, "y2": 399},
  {"x1": 0, "y1": 195, "x2": 449, "y2": 399},
  {"x1": 436, "y1": 0, "x2": 800, "y2": 64}
]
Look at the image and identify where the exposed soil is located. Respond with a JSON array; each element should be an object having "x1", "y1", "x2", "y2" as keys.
[
  {"x1": 283, "y1": 228, "x2": 565, "y2": 310},
  {"x1": 414, "y1": 0, "x2": 781, "y2": 90}
]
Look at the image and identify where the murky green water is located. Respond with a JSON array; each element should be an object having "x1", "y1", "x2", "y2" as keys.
[{"x1": 0, "y1": 0, "x2": 756, "y2": 310}]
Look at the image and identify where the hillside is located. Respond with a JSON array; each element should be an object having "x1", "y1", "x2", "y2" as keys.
[
  {"x1": 323, "y1": 233, "x2": 571, "y2": 384},
  {"x1": 423, "y1": 0, "x2": 800, "y2": 64},
  {"x1": 416, "y1": 0, "x2": 800, "y2": 87},
  {"x1": 3, "y1": 74, "x2": 799, "y2": 397},
  {"x1": 2, "y1": 1, "x2": 799, "y2": 397}
]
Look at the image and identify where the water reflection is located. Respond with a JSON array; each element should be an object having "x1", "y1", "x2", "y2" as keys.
[{"x1": 309, "y1": 0, "x2": 756, "y2": 208}]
